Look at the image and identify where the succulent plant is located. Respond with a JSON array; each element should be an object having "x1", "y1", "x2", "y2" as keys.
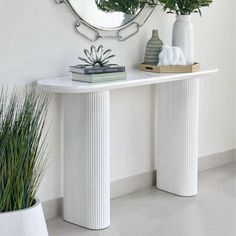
[{"x1": 78, "y1": 45, "x2": 116, "y2": 67}]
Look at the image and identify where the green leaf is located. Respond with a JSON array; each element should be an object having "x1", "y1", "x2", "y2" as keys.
[
  {"x1": 158, "y1": 0, "x2": 212, "y2": 15},
  {"x1": 95, "y1": 0, "x2": 158, "y2": 14}
]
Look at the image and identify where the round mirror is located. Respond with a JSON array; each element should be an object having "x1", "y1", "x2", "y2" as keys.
[
  {"x1": 68, "y1": 0, "x2": 142, "y2": 29},
  {"x1": 57, "y1": 0, "x2": 156, "y2": 41}
]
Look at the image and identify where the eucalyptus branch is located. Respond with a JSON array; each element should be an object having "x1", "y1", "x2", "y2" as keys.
[
  {"x1": 158, "y1": 0, "x2": 213, "y2": 16},
  {"x1": 95, "y1": 0, "x2": 158, "y2": 15},
  {"x1": 95, "y1": 0, "x2": 212, "y2": 16}
]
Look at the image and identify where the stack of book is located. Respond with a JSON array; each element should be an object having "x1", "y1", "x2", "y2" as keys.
[{"x1": 70, "y1": 64, "x2": 126, "y2": 83}]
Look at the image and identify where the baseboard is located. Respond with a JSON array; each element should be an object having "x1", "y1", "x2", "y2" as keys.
[
  {"x1": 198, "y1": 149, "x2": 236, "y2": 172},
  {"x1": 42, "y1": 198, "x2": 62, "y2": 220},
  {"x1": 43, "y1": 148, "x2": 236, "y2": 220},
  {"x1": 111, "y1": 171, "x2": 156, "y2": 199}
]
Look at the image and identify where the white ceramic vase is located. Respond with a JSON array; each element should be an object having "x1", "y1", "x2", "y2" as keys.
[
  {"x1": 172, "y1": 15, "x2": 194, "y2": 65},
  {"x1": 0, "y1": 199, "x2": 48, "y2": 236}
]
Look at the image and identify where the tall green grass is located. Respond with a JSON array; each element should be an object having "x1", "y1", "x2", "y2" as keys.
[{"x1": 0, "y1": 87, "x2": 50, "y2": 212}]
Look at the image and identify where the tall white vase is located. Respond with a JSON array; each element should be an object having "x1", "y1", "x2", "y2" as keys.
[{"x1": 172, "y1": 15, "x2": 194, "y2": 65}]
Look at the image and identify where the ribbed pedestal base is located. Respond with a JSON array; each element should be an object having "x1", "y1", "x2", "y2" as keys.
[
  {"x1": 63, "y1": 91, "x2": 110, "y2": 230},
  {"x1": 155, "y1": 79, "x2": 200, "y2": 196}
]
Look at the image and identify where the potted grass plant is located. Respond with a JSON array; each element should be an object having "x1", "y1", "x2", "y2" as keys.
[
  {"x1": 159, "y1": 0, "x2": 213, "y2": 64},
  {"x1": 0, "y1": 87, "x2": 50, "y2": 236}
]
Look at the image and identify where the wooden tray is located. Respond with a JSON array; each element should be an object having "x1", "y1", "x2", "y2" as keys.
[{"x1": 139, "y1": 63, "x2": 200, "y2": 73}]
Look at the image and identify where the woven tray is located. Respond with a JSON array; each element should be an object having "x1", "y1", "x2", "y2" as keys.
[{"x1": 139, "y1": 63, "x2": 200, "y2": 73}]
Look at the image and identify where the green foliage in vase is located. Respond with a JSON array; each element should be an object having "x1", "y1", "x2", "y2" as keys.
[
  {"x1": 0, "y1": 87, "x2": 50, "y2": 212},
  {"x1": 158, "y1": 0, "x2": 213, "y2": 16},
  {"x1": 95, "y1": 0, "x2": 158, "y2": 15}
]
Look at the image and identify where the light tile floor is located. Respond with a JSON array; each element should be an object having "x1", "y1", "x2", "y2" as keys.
[{"x1": 47, "y1": 163, "x2": 236, "y2": 236}]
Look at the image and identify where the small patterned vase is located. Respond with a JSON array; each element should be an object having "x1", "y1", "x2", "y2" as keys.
[{"x1": 144, "y1": 29, "x2": 163, "y2": 65}]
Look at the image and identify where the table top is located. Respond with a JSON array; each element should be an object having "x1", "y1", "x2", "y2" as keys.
[{"x1": 37, "y1": 68, "x2": 218, "y2": 94}]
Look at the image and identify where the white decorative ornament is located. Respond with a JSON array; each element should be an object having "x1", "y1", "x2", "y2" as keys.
[{"x1": 158, "y1": 45, "x2": 186, "y2": 66}]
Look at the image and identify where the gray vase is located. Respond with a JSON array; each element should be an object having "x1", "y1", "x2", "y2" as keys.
[{"x1": 144, "y1": 29, "x2": 163, "y2": 65}]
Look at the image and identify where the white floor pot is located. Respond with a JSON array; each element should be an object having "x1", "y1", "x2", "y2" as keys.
[
  {"x1": 0, "y1": 199, "x2": 48, "y2": 236},
  {"x1": 172, "y1": 15, "x2": 194, "y2": 65}
]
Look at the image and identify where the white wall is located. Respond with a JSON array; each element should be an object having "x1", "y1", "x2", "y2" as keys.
[{"x1": 0, "y1": 1, "x2": 235, "y2": 201}]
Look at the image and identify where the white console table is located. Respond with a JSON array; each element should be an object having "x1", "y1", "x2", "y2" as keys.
[{"x1": 38, "y1": 68, "x2": 217, "y2": 230}]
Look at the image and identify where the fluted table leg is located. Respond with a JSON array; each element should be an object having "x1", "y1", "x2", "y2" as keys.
[
  {"x1": 155, "y1": 79, "x2": 200, "y2": 197},
  {"x1": 63, "y1": 91, "x2": 110, "y2": 230}
]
